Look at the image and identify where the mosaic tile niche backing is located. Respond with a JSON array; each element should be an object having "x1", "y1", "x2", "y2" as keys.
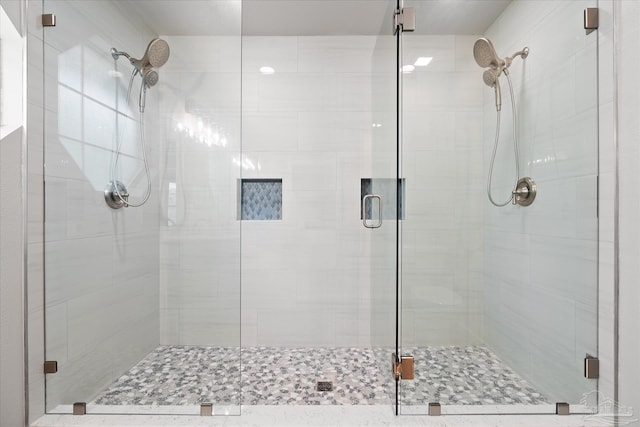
[
  {"x1": 91, "y1": 346, "x2": 549, "y2": 407},
  {"x1": 241, "y1": 179, "x2": 282, "y2": 220}
]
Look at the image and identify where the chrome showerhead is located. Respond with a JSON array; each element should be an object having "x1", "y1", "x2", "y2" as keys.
[{"x1": 473, "y1": 38, "x2": 504, "y2": 69}]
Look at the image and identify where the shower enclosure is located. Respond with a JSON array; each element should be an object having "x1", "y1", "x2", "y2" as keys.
[{"x1": 41, "y1": 0, "x2": 599, "y2": 417}]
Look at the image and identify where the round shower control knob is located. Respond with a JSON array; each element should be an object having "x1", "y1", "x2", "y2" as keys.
[
  {"x1": 512, "y1": 177, "x2": 536, "y2": 207},
  {"x1": 104, "y1": 180, "x2": 129, "y2": 209}
]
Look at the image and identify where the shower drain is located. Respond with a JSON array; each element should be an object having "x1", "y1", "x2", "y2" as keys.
[{"x1": 316, "y1": 381, "x2": 333, "y2": 392}]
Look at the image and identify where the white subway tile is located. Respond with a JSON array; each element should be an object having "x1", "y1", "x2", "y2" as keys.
[
  {"x1": 242, "y1": 36, "x2": 298, "y2": 73},
  {"x1": 243, "y1": 112, "x2": 298, "y2": 152},
  {"x1": 298, "y1": 36, "x2": 376, "y2": 74}
]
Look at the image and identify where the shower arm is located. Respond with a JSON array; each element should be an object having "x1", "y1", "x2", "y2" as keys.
[
  {"x1": 504, "y1": 47, "x2": 529, "y2": 69},
  {"x1": 111, "y1": 48, "x2": 146, "y2": 74},
  {"x1": 111, "y1": 48, "x2": 132, "y2": 62},
  {"x1": 111, "y1": 48, "x2": 145, "y2": 78}
]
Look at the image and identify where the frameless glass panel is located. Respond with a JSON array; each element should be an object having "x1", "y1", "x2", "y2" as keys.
[
  {"x1": 370, "y1": 0, "x2": 400, "y2": 414},
  {"x1": 43, "y1": 0, "x2": 242, "y2": 415},
  {"x1": 399, "y1": 0, "x2": 598, "y2": 415}
]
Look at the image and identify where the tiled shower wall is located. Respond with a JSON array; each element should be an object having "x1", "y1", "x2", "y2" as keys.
[
  {"x1": 40, "y1": 0, "x2": 161, "y2": 409},
  {"x1": 240, "y1": 35, "x2": 488, "y2": 348},
  {"x1": 158, "y1": 34, "x2": 486, "y2": 348},
  {"x1": 483, "y1": 1, "x2": 599, "y2": 403},
  {"x1": 158, "y1": 35, "x2": 387, "y2": 347},
  {"x1": 158, "y1": 35, "x2": 242, "y2": 346},
  {"x1": 240, "y1": 36, "x2": 377, "y2": 347},
  {"x1": 401, "y1": 35, "x2": 486, "y2": 346}
]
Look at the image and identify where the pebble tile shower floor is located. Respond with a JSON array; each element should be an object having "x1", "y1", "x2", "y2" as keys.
[{"x1": 92, "y1": 346, "x2": 549, "y2": 406}]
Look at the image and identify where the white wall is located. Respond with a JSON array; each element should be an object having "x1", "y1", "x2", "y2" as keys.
[
  {"x1": 239, "y1": 36, "x2": 375, "y2": 347},
  {"x1": 401, "y1": 35, "x2": 486, "y2": 346},
  {"x1": 157, "y1": 35, "x2": 384, "y2": 348},
  {"x1": 483, "y1": 0, "x2": 599, "y2": 403},
  {"x1": 0, "y1": 2, "x2": 25, "y2": 425},
  {"x1": 235, "y1": 34, "x2": 486, "y2": 349},
  {"x1": 617, "y1": 0, "x2": 640, "y2": 423},
  {"x1": 37, "y1": 0, "x2": 161, "y2": 410},
  {"x1": 158, "y1": 35, "x2": 242, "y2": 347}
]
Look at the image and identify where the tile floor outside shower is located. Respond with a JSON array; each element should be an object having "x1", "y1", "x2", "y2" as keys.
[{"x1": 91, "y1": 346, "x2": 548, "y2": 408}]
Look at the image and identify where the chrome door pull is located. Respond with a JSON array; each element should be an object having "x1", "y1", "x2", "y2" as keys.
[{"x1": 362, "y1": 194, "x2": 382, "y2": 229}]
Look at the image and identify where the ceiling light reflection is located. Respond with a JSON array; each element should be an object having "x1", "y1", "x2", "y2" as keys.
[
  {"x1": 260, "y1": 66, "x2": 275, "y2": 75},
  {"x1": 402, "y1": 65, "x2": 415, "y2": 74},
  {"x1": 233, "y1": 156, "x2": 261, "y2": 171},
  {"x1": 414, "y1": 57, "x2": 433, "y2": 67}
]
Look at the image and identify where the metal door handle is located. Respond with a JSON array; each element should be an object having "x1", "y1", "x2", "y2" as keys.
[{"x1": 362, "y1": 194, "x2": 382, "y2": 229}]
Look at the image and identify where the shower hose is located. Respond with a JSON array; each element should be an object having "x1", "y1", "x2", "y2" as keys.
[
  {"x1": 113, "y1": 70, "x2": 152, "y2": 207},
  {"x1": 487, "y1": 69, "x2": 520, "y2": 207}
]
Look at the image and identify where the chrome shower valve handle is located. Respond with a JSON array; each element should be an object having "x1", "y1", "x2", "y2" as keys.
[{"x1": 104, "y1": 180, "x2": 129, "y2": 209}]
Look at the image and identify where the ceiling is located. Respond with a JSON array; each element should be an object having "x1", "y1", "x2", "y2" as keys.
[{"x1": 123, "y1": 0, "x2": 511, "y2": 36}]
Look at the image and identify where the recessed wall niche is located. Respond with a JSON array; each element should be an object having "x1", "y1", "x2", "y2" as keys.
[
  {"x1": 360, "y1": 178, "x2": 405, "y2": 220},
  {"x1": 241, "y1": 179, "x2": 283, "y2": 220}
]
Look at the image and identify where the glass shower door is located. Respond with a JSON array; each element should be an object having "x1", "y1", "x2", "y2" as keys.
[
  {"x1": 42, "y1": 0, "x2": 242, "y2": 415},
  {"x1": 398, "y1": 0, "x2": 599, "y2": 415},
  {"x1": 369, "y1": 0, "x2": 401, "y2": 415}
]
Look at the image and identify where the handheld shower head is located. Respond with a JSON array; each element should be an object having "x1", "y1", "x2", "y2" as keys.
[
  {"x1": 482, "y1": 68, "x2": 498, "y2": 87},
  {"x1": 141, "y1": 68, "x2": 159, "y2": 88},
  {"x1": 483, "y1": 69, "x2": 502, "y2": 111},
  {"x1": 473, "y1": 38, "x2": 504, "y2": 69}
]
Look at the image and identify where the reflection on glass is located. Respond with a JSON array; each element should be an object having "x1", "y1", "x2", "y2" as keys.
[
  {"x1": 167, "y1": 182, "x2": 176, "y2": 226},
  {"x1": 173, "y1": 115, "x2": 228, "y2": 148},
  {"x1": 0, "y1": 5, "x2": 22, "y2": 139}
]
